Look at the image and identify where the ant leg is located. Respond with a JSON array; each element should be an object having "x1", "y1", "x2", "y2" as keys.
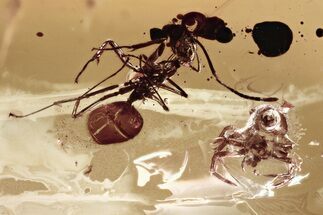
[
  {"x1": 189, "y1": 51, "x2": 201, "y2": 72},
  {"x1": 80, "y1": 58, "x2": 130, "y2": 98},
  {"x1": 166, "y1": 78, "x2": 188, "y2": 97},
  {"x1": 71, "y1": 84, "x2": 121, "y2": 116},
  {"x1": 148, "y1": 94, "x2": 169, "y2": 111},
  {"x1": 144, "y1": 78, "x2": 169, "y2": 111},
  {"x1": 194, "y1": 39, "x2": 278, "y2": 102},
  {"x1": 73, "y1": 85, "x2": 134, "y2": 118},
  {"x1": 147, "y1": 43, "x2": 166, "y2": 62},
  {"x1": 94, "y1": 38, "x2": 166, "y2": 52},
  {"x1": 159, "y1": 84, "x2": 186, "y2": 97},
  {"x1": 9, "y1": 97, "x2": 80, "y2": 118},
  {"x1": 9, "y1": 84, "x2": 121, "y2": 118},
  {"x1": 75, "y1": 39, "x2": 139, "y2": 83}
]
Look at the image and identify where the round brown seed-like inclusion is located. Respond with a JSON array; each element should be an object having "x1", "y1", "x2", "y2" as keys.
[{"x1": 87, "y1": 102, "x2": 143, "y2": 144}]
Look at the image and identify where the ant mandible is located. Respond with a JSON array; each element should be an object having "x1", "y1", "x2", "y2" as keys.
[{"x1": 75, "y1": 11, "x2": 278, "y2": 102}]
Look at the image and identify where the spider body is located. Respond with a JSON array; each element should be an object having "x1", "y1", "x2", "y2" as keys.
[{"x1": 210, "y1": 103, "x2": 302, "y2": 188}]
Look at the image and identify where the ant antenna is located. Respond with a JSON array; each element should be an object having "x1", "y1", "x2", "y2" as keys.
[{"x1": 195, "y1": 39, "x2": 278, "y2": 102}]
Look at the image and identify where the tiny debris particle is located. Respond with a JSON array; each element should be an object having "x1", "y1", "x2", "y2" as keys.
[
  {"x1": 84, "y1": 165, "x2": 92, "y2": 175},
  {"x1": 36, "y1": 32, "x2": 44, "y2": 37},
  {"x1": 308, "y1": 141, "x2": 320, "y2": 146},
  {"x1": 245, "y1": 28, "x2": 252, "y2": 33}
]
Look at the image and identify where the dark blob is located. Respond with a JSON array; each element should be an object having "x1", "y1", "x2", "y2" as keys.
[
  {"x1": 150, "y1": 28, "x2": 167, "y2": 40},
  {"x1": 180, "y1": 11, "x2": 233, "y2": 43},
  {"x1": 316, "y1": 28, "x2": 323, "y2": 38},
  {"x1": 36, "y1": 32, "x2": 44, "y2": 37},
  {"x1": 252, "y1": 21, "x2": 293, "y2": 57},
  {"x1": 88, "y1": 102, "x2": 143, "y2": 144},
  {"x1": 215, "y1": 27, "x2": 233, "y2": 43},
  {"x1": 162, "y1": 24, "x2": 185, "y2": 42}
]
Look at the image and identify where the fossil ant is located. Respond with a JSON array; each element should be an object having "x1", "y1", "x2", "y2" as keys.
[
  {"x1": 74, "y1": 11, "x2": 278, "y2": 102},
  {"x1": 9, "y1": 42, "x2": 184, "y2": 119},
  {"x1": 9, "y1": 11, "x2": 277, "y2": 121}
]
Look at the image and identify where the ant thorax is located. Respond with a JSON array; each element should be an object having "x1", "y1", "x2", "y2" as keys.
[{"x1": 173, "y1": 33, "x2": 197, "y2": 66}]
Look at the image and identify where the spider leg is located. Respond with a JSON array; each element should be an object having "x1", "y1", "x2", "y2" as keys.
[
  {"x1": 268, "y1": 154, "x2": 301, "y2": 188},
  {"x1": 75, "y1": 39, "x2": 139, "y2": 83},
  {"x1": 252, "y1": 153, "x2": 301, "y2": 188},
  {"x1": 210, "y1": 150, "x2": 238, "y2": 186},
  {"x1": 194, "y1": 39, "x2": 278, "y2": 102}
]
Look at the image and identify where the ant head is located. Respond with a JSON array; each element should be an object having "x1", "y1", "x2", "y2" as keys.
[
  {"x1": 150, "y1": 28, "x2": 168, "y2": 41},
  {"x1": 180, "y1": 12, "x2": 233, "y2": 43},
  {"x1": 150, "y1": 24, "x2": 186, "y2": 42}
]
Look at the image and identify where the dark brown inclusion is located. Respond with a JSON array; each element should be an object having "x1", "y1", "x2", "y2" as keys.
[
  {"x1": 88, "y1": 102, "x2": 143, "y2": 144},
  {"x1": 252, "y1": 21, "x2": 293, "y2": 57},
  {"x1": 316, "y1": 28, "x2": 323, "y2": 38},
  {"x1": 36, "y1": 32, "x2": 44, "y2": 37}
]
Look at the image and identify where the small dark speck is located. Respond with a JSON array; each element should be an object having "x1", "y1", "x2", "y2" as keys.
[
  {"x1": 75, "y1": 161, "x2": 78, "y2": 166},
  {"x1": 207, "y1": 78, "x2": 210, "y2": 81},
  {"x1": 233, "y1": 69, "x2": 236, "y2": 72},
  {"x1": 233, "y1": 33, "x2": 236, "y2": 37},
  {"x1": 36, "y1": 32, "x2": 44, "y2": 37},
  {"x1": 218, "y1": 51, "x2": 222, "y2": 54},
  {"x1": 184, "y1": 81, "x2": 186, "y2": 83},
  {"x1": 143, "y1": 32, "x2": 146, "y2": 35},
  {"x1": 248, "y1": 51, "x2": 254, "y2": 54},
  {"x1": 245, "y1": 28, "x2": 252, "y2": 33},
  {"x1": 301, "y1": 34, "x2": 304, "y2": 37},
  {"x1": 300, "y1": 21, "x2": 304, "y2": 25}
]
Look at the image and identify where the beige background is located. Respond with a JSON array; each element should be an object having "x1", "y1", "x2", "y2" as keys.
[{"x1": 0, "y1": 0, "x2": 322, "y2": 214}]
